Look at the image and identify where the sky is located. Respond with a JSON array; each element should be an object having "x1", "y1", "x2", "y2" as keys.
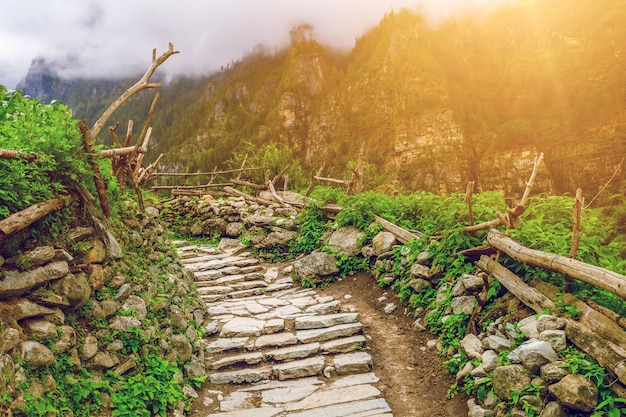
[{"x1": 0, "y1": 0, "x2": 506, "y2": 89}]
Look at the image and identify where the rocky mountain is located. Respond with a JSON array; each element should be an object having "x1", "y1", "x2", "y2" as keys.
[{"x1": 18, "y1": 0, "x2": 626, "y2": 200}]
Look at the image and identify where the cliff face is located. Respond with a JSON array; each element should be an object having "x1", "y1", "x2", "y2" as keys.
[{"x1": 17, "y1": 1, "x2": 626, "y2": 197}]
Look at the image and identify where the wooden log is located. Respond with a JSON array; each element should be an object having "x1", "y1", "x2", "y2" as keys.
[
  {"x1": 132, "y1": 127, "x2": 152, "y2": 176},
  {"x1": 314, "y1": 175, "x2": 353, "y2": 185},
  {"x1": 100, "y1": 146, "x2": 146, "y2": 158},
  {"x1": 464, "y1": 180, "x2": 475, "y2": 226},
  {"x1": 150, "y1": 167, "x2": 260, "y2": 177},
  {"x1": 223, "y1": 186, "x2": 276, "y2": 206},
  {"x1": 230, "y1": 179, "x2": 267, "y2": 190},
  {"x1": 0, "y1": 197, "x2": 68, "y2": 242},
  {"x1": 267, "y1": 180, "x2": 290, "y2": 208},
  {"x1": 150, "y1": 183, "x2": 232, "y2": 190},
  {"x1": 477, "y1": 255, "x2": 626, "y2": 392},
  {"x1": 374, "y1": 215, "x2": 424, "y2": 243},
  {"x1": 0, "y1": 148, "x2": 37, "y2": 161},
  {"x1": 486, "y1": 229, "x2": 626, "y2": 299}
]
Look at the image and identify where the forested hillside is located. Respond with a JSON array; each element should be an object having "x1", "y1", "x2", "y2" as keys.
[{"x1": 18, "y1": 0, "x2": 626, "y2": 198}]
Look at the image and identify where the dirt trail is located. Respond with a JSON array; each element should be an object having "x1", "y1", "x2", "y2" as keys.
[{"x1": 318, "y1": 271, "x2": 468, "y2": 417}]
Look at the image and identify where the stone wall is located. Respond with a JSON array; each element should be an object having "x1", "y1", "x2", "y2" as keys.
[{"x1": 0, "y1": 206, "x2": 208, "y2": 415}]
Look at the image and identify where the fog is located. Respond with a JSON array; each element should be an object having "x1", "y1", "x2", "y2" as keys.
[{"x1": 0, "y1": 0, "x2": 506, "y2": 89}]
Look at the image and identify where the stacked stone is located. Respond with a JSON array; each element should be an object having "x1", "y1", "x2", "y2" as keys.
[
  {"x1": 161, "y1": 195, "x2": 299, "y2": 254},
  {"x1": 178, "y1": 239, "x2": 393, "y2": 416},
  {"x1": 0, "y1": 206, "x2": 208, "y2": 411}
]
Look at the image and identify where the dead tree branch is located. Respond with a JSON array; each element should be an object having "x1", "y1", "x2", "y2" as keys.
[{"x1": 90, "y1": 43, "x2": 179, "y2": 140}]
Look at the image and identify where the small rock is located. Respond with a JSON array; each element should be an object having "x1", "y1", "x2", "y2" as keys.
[
  {"x1": 384, "y1": 303, "x2": 397, "y2": 314},
  {"x1": 548, "y1": 374, "x2": 598, "y2": 413}
]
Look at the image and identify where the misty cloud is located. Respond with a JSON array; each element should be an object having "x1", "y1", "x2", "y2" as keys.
[{"x1": 0, "y1": 0, "x2": 507, "y2": 89}]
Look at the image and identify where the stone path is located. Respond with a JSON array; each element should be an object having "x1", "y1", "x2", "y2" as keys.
[{"x1": 175, "y1": 240, "x2": 393, "y2": 417}]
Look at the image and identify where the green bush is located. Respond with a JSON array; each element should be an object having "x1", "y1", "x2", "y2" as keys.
[{"x1": 0, "y1": 90, "x2": 98, "y2": 219}]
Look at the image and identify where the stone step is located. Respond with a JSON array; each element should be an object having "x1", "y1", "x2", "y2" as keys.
[
  {"x1": 196, "y1": 286, "x2": 233, "y2": 295},
  {"x1": 195, "y1": 270, "x2": 224, "y2": 281},
  {"x1": 179, "y1": 252, "x2": 230, "y2": 264},
  {"x1": 232, "y1": 258, "x2": 260, "y2": 267},
  {"x1": 205, "y1": 337, "x2": 249, "y2": 354},
  {"x1": 209, "y1": 368, "x2": 272, "y2": 385},
  {"x1": 231, "y1": 280, "x2": 268, "y2": 291},
  {"x1": 210, "y1": 352, "x2": 264, "y2": 370},
  {"x1": 265, "y1": 343, "x2": 320, "y2": 362},
  {"x1": 228, "y1": 288, "x2": 267, "y2": 299},
  {"x1": 320, "y1": 335, "x2": 367, "y2": 354},
  {"x1": 215, "y1": 273, "x2": 263, "y2": 285},
  {"x1": 271, "y1": 356, "x2": 326, "y2": 381},
  {"x1": 294, "y1": 313, "x2": 360, "y2": 330},
  {"x1": 296, "y1": 322, "x2": 363, "y2": 344}
]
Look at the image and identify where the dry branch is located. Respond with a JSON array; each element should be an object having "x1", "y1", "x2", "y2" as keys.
[
  {"x1": 230, "y1": 179, "x2": 267, "y2": 190},
  {"x1": 464, "y1": 152, "x2": 544, "y2": 232},
  {"x1": 305, "y1": 163, "x2": 326, "y2": 197},
  {"x1": 150, "y1": 168, "x2": 260, "y2": 178},
  {"x1": 100, "y1": 146, "x2": 147, "y2": 158},
  {"x1": 486, "y1": 229, "x2": 626, "y2": 299},
  {"x1": 90, "y1": 43, "x2": 179, "y2": 140}
]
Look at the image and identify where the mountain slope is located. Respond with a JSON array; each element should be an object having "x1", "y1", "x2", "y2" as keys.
[{"x1": 17, "y1": 0, "x2": 626, "y2": 197}]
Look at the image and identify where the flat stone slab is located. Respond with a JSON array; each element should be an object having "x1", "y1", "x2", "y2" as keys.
[
  {"x1": 285, "y1": 398, "x2": 392, "y2": 417},
  {"x1": 205, "y1": 407, "x2": 283, "y2": 417},
  {"x1": 332, "y1": 352, "x2": 372, "y2": 375},
  {"x1": 220, "y1": 317, "x2": 266, "y2": 337},
  {"x1": 255, "y1": 332, "x2": 298, "y2": 349},
  {"x1": 265, "y1": 283, "x2": 294, "y2": 292},
  {"x1": 195, "y1": 270, "x2": 224, "y2": 280},
  {"x1": 196, "y1": 286, "x2": 233, "y2": 295},
  {"x1": 209, "y1": 368, "x2": 271, "y2": 384},
  {"x1": 284, "y1": 384, "x2": 381, "y2": 411},
  {"x1": 261, "y1": 383, "x2": 321, "y2": 404},
  {"x1": 266, "y1": 343, "x2": 320, "y2": 361},
  {"x1": 220, "y1": 266, "x2": 243, "y2": 275},
  {"x1": 229, "y1": 288, "x2": 266, "y2": 299},
  {"x1": 272, "y1": 356, "x2": 326, "y2": 380},
  {"x1": 304, "y1": 300, "x2": 342, "y2": 315},
  {"x1": 289, "y1": 296, "x2": 318, "y2": 308},
  {"x1": 257, "y1": 297, "x2": 290, "y2": 307},
  {"x1": 331, "y1": 373, "x2": 380, "y2": 388},
  {"x1": 239, "y1": 376, "x2": 323, "y2": 392},
  {"x1": 321, "y1": 335, "x2": 367, "y2": 354},
  {"x1": 295, "y1": 313, "x2": 360, "y2": 330},
  {"x1": 231, "y1": 281, "x2": 268, "y2": 291},
  {"x1": 216, "y1": 273, "x2": 262, "y2": 285},
  {"x1": 232, "y1": 258, "x2": 260, "y2": 267},
  {"x1": 264, "y1": 319, "x2": 285, "y2": 334},
  {"x1": 296, "y1": 323, "x2": 362, "y2": 344},
  {"x1": 205, "y1": 337, "x2": 249, "y2": 354},
  {"x1": 244, "y1": 302, "x2": 270, "y2": 315},
  {"x1": 210, "y1": 352, "x2": 265, "y2": 370},
  {"x1": 179, "y1": 253, "x2": 229, "y2": 264}
]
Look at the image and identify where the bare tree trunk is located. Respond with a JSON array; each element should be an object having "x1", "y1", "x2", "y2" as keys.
[
  {"x1": 78, "y1": 120, "x2": 110, "y2": 217},
  {"x1": 90, "y1": 44, "x2": 178, "y2": 140},
  {"x1": 565, "y1": 188, "x2": 583, "y2": 293}
]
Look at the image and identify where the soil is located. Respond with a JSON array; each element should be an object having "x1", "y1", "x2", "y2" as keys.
[{"x1": 318, "y1": 272, "x2": 468, "y2": 417}]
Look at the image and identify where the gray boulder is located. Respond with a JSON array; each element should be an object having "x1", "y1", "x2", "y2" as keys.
[
  {"x1": 327, "y1": 227, "x2": 365, "y2": 256},
  {"x1": 0, "y1": 261, "x2": 69, "y2": 298},
  {"x1": 548, "y1": 374, "x2": 598, "y2": 413},
  {"x1": 492, "y1": 365, "x2": 531, "y2": 400},
  {"x1": 371, "y1": 232, "x2": 396, "y2": 255},
  {"x1": 20, "y1": 341, "x2": 54, "y2": 368},
  {"x1": 293, "y1": 252, "x2": 339, "y2": 282},
  {"x1": 511, "y1": 339, "x2": 558, "y2": 373},
  {"x1": 50, "y1": 272, "x2": 91, "y2": 309}
]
